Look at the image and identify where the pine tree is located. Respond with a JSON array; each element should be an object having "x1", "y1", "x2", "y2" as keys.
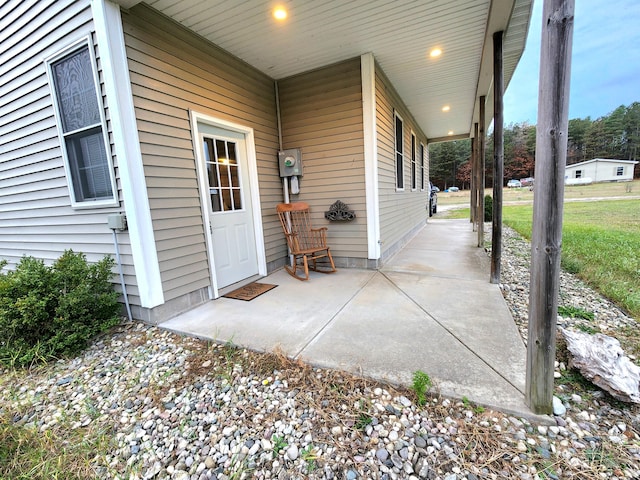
[{"x1": 623, "y1": 102, "x2": 640, "y2": 161}]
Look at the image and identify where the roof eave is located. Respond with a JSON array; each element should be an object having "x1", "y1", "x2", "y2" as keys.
[{"x1": 471, "y1": 0, "x2": 534, "y2": 137}]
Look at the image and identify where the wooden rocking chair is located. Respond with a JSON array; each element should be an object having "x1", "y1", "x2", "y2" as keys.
[{"x1": 276, "y1": 202, "x2": 337, "y2": 281}]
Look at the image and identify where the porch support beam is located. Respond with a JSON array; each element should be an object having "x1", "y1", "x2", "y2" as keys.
[
  {"x1": 470, "y1": 135, "x2": 477, "y2": 226},
  {"x1": 526, "y1": 0, "x2": 574, "y2": 414},
  {"x1": 473, "y1": 122, "x2": 480, "y2": 232},
  {"x1": 490, "y1": 31, "x2": 504, "y2": 284},
  {"x1": 477, "y1": 97, "x2": 486, "y2": 248}
]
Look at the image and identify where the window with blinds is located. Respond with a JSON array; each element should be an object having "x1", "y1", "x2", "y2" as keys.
[
  {"x1": 394, "y1": 112, "x2": 404, "y2": 190},
  {"x1": 47, "y1": 40, "x2": 116, "y2": 207},
  {"x1": 419, "y1": 142, "x2": 426, "y2": 191},
  {"x1": 410, "y1": 132, "x2": 417, "y2": 191}
]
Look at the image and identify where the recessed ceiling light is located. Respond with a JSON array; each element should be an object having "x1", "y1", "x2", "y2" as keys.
[
  {"x1": 430, "y1": 48, "x2": 442, "y2": 58},
  {"x1": 448, "y1": 130, "x2": 454, "y2": 135},
  {"x1": 442, "y1": 105, "x2": 450, "y2": 112},
  {"x1": 273, "y1": 6, "x2": 287, "y2": 20}
]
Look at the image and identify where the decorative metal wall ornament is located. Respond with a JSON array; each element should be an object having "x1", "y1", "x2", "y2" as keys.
[{"x1": 324, "y1": 200, "x2": 356, "y2": 221}]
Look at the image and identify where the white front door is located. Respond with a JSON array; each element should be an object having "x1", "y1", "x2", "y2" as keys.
[{"x1": 201, "y1": 130, "x2": 259, "y2": 288}]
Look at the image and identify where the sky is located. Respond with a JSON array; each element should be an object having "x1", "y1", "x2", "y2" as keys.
[{"x1": 503, "y1": 0, "x2": 640, "y2": 125}]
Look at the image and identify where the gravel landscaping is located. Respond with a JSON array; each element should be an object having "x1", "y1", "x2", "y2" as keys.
[{"x1": 1, "y1": 226, "x2": 639, "y2": 479}]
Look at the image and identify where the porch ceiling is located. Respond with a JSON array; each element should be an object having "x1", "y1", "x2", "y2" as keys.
[{"x1": 120, "y1": 0, "x2": 532, "y2": 141}]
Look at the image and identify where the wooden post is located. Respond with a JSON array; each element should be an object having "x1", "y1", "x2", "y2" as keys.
[
  {"x1": 470, "y1": 136, "x2": 476, "y2": 223},
  {"x1": 471, "y1": 135, "x2": 477, "y2": 228},
  {"x1": 477, "y1": 97, "x2": 486, "y2": 248},
  {"x1": 491, "y1": 31, "x2": 504, "y2": 284},
  {"x1": 526, "y1": 0, "x2": 574, "y2": 415},
  {"x1": 473, "y1": 122, "x2": 480, "y2": 232}
]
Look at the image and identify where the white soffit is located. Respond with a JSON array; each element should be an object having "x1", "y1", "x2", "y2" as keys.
[{"x1": 136, "y1": 0, "x2": 531, "y2": 140}]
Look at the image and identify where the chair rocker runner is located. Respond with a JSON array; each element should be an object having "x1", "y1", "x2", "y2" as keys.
[{"x1": 276, "y1": 202, "x2": 337, "y2": 281}]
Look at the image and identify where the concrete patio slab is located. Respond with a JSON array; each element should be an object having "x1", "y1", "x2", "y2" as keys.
[
  {"x1": 160, "y1": 268, "x2": 375, "y2": 355},
  {"x1": 160, "y1": 218, "x2": 544, "y2": 420},
  {"x1": 382, "y1": 270, "x2": 527, "y2": 392},
  {"x1": 299, "y1": 273, "x2": 528, "y2": 414},
  {"x1": 384, "y1": 219, "x2": 489, "y2": 281}
]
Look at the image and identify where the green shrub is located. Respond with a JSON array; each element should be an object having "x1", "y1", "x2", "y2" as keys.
[
  {"x1": 484, "y1": 195, "x2": 493, "y2": 222},
  {"x1": 0, "y1": 250, "x2": 121, "y2": 367}
]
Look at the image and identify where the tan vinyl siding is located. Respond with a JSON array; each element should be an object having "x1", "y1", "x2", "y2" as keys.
[
  {"x1": 278, "y1": 58, "x2": 367, "y2": 259},
  {"x1": 0, "y1": 1, "x2": 136, "y2": 302},
  {"x1": 375, "y1": 64, "x2": 429, "y2": 255},
  {"x1": 122, "y1": 4, "x2": 283, "y2": 301}
]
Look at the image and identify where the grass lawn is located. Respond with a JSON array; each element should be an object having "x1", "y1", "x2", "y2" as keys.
[
  {"x1": 505, "y1": 200, "x2": 639, "y2": 319},
  {"x1": 445, "y1": 199, "x2": 640, "y2": 319},
  {"x1": 437, "y1": 179, "x2": 640, "y2": 206}
]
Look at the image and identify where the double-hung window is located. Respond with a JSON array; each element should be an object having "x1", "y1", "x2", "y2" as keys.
[
  {"x1": 394, "y1": 113, "x2": 404, "y2": 190},
  {"x1": 616, "y1": 166, "x2": 624, "y2": 176},
  {"x1": 47, "y1": 39, "x2": 116, "y2": 207},
  {"x1": 410, "y1": 133, "x2": 417, "y2": 190},
  {"x1": 419, "y1": 143, "x2": 426, "y2": 191}
]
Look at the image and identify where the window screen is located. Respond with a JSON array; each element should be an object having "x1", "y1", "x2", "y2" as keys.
[{"x1": 52, "y1": 48, "x2": 101, "y2": 133}]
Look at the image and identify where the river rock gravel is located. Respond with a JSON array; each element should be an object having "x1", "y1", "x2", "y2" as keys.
[{"x1": 1, "y1": 226, "x2": 639, "y2": 479}]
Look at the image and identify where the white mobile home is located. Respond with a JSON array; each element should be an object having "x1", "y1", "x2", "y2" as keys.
[{"x1": 565, "y1": 158, "x2": 638, "y2": 183}]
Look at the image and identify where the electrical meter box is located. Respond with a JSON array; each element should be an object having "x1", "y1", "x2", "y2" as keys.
[{"x1": 278, "y1": 149, "x2": 303, "y2": 177}]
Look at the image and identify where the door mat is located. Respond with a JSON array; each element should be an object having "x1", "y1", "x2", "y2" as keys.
[{"x1": 223, "y1": 282, "x2": 277, "y2": 301}]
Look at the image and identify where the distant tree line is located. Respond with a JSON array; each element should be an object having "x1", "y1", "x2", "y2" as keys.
[{"x1": 428, "y1": 101, "x2": 640, "y2": 190}]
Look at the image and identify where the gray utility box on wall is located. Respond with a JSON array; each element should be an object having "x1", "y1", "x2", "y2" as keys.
[
  {"x1": 278, "y1": 149, "x2": 303, "y2": 177},
  {"x1": 107, "y1": 213, "x2": 127, "y2": 231}
]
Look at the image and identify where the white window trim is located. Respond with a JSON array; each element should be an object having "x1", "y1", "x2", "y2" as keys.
[
  {"x1": 394, "y1": 111, "x2": 404, "y2": 191},
  {"x1": 410, "y1": 131, "x2": 417, "y2": 191},
  {"x1": 45, "y1": 36, "x2": 118, "y2": 209}
]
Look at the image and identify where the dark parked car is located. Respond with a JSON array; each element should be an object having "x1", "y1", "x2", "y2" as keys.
[{"x1": 428, "y1": 182, "x2": 438, "y2": 216}]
